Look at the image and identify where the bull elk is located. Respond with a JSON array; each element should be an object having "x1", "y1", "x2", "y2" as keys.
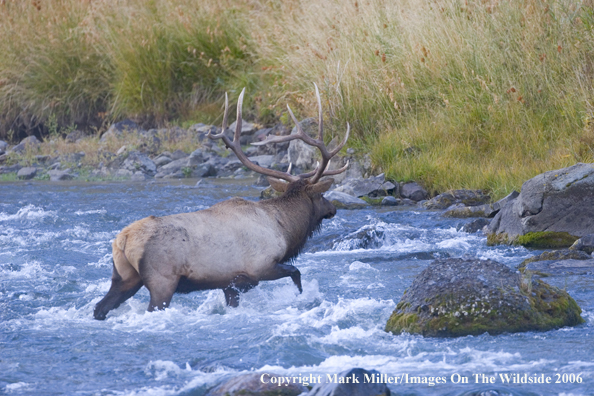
[{"x1": 93, "y1": 84, "x2": 350, "y2": 320}]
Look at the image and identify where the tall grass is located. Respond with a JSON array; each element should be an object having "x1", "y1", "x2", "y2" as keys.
[
  {"x1": 0, "y1": 0, "x2": 254, "y2": 136},
  {"x1": 1, "y1": 0, "x2": 593, "y2": 197},
  {"x1": 254, "y1": 0, "x2": 594, "y2": 198}
]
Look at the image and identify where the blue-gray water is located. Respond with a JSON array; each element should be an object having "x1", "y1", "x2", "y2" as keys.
[{"x1": 1, "y1": 180, "x2": 592, "y2": 396}]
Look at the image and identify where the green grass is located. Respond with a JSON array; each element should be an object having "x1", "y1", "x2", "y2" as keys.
[{"x1": 1, "y1": 0, "x2": 594, "y2": 198}]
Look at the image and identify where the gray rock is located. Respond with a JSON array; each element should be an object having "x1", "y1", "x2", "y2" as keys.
[
  {"x1": 385, "y1": 258, "x2": 584, "y2": 337},
  {"x1": 487, "y1": 163, "x2": 594, "y2": 245},
  {"x1": 308, "y1": 368, "x2": 390, "y2": 396},
  {"x1": 61, "y1": 151, "x2": 86, "y2": 164},
  {"x1": 490, "y1": 190, "x2": 520, "y2": 213},
  {"x1": 247, "y1": 154, "x2": 274, "y2": 168},
  {"x1": 17, "y1": 167, "x2": 37, "y2": 180},
  {"x1": 154, "y1": 158, "x2": 187, "y2": 179},
  {"x1": 189, "y1": 123, "x2": 218, "y2": 135},
  {"x1": 519, "y1": 249, "x2": 593, "y2": 276},
  {"x1": 222, "y1": 159, "x2": 244, "y2": 173},
  {"x1": 154, "y1": 154, "x2": 172, "y2": 167},
  {"x1": 335, "y1": 225, "x2": 385, "y2": 250},
  {"x1": 187, "y1": 149, "x2": 205, "y2": 166},
  {"x1": 334, "y1": 174, "x2": 387, "y2": 198},
  {"x1": 324, "y1": 191, "x2": 367, "y2": 209},
  {"x1": 170, "y1": 149, "x2": 188, "y2": 161},
  {"x1": 115, "y1": 169, "x2": 134, "y2": 178},
  {"x1": 65, "y1": 130, "x2": 86, "y2": 143},
  {"x1": 121, "y1": 151, "x2": 156, "y2": 176},
  {"x1": 0, "y1": 140, "x2": 8, "y2": 152},
  {"x1": 570, "y1": 234, "x2": 594, "y2": 254},
  {"x1": 205, "y1": 373, "x2": 306, "y2": 396},
  {"x1": 34, "y1": 155, "x2": 51, "y2": 164},
  {"x1": 400, "y1": 181, "x2": 428, "y2": 201},
  {"x1": 0, "y1": 164, "x2": 21, "y2": 174},
  {"x1": 381, "y1": 196, "x2": 400, "y2": 206},
  {"x1": 12, "y1": 136, "x2": 41, "y2": 154},
  {"x1": 0, "y1": 154, "x2": 7, "y2": 163},
  {"x1": 229, "y1": 120, "x2": 256, "y2": 135},
  {"x1": 461, "y1": 218, "x2": 491, "y2": 233},
  {"x1": 48, "y1": 169, "x2": 75, "y2": 181},
  {"x1": 254, "y1": 175, "x2": 270, "y2": 187},
  {"x1": 442, "y1": 191, "x2": 519, "y2": 219},
  {"x1": 252, "y1": 128, "x2": 272, "y2": 143},
  {"x1": 443, "y1": 203, "x2": 497, "y2": 218},
  {"x1": 288, "y1": 118, "x2": 318, "y2": 171},
  {"x1": 100, "y1": 119, "x2": 139, "y2": 141},
  {"x1": 522, "y1": 259, "x2": 594, "y2": 276},
  {"x1": 424, "y1": 189, "x2": 490, "y2": 209},
  {"x1": 131, "y1": 171, "x2": 150, "y2": 181},
  {"x1": 191, "y1": 163, "x2": 217, "y2": 178}
]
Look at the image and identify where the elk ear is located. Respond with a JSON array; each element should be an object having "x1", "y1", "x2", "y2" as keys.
[
  {"x1": 305, "y1": 178, "x2": 334, "y2": 195},
  {"x1": 267, "y1": 177, "x2": 289, "y2": 193}
]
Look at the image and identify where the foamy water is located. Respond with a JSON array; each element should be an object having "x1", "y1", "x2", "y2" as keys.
[{"x1": 0, "y1": 180, "x2": 592, "y2": 395}]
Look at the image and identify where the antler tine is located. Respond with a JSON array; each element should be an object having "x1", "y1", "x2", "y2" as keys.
[
  {"x1": 314, "y1": 83, "x2": 323, "y2": 141},
  {"x1": 208, "y1": 89, "x2": 299, "y2": 183},
  {"x1": 234, "y1": 88, "x2": 245, "y2": 142},
  {"x1": 207, "y1": 93, "x2": 229, "y2": 140}
]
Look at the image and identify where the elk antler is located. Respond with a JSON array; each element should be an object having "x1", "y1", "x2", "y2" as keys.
[
  {"x1": 208, "y1": 85, "x2": 349, "y2": 184},
  {"x1": 252, "y1": 83, "x2": 349, "y2": 184}
]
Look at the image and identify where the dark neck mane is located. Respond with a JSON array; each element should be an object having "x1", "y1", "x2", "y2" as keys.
[{"x1": 262, "y1": 180, "x2": 322, "y2": 263}]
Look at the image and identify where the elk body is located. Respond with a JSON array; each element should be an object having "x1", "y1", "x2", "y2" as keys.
[{"x1": 93, "y1": 85, "x2": 349, "y2": 320}]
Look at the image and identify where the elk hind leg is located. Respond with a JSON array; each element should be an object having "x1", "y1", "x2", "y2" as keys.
[{"x1": 94, "y1": 258, "x2": 142, "y2": 320}]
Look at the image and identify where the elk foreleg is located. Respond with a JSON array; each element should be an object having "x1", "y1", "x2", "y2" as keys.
[
  {"x1": 94, "y1": 260, "x2": 142, "y2": 320},
  {"x1": 269, "y1": 263, "x2": 302, "y2": 293}
]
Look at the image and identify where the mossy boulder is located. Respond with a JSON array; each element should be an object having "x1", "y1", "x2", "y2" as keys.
[
  {"x1": 385, "y1": 258, "x2": 584, "y2": 337},
  {"x1": 487, "y1": 163, "x2": 594, "y2": 246}
]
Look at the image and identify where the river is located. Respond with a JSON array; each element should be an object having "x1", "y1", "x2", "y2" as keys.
[{"x1": 1, "y1": 180, "x2": 592, "y2": 395}]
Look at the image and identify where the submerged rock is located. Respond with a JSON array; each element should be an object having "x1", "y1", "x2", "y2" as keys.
[
  {"x1": 205, "y1": 373, "x2": 306, "y2": 396},
  {"x1": 519, "y1": 249, "x2": 594, "y2": 276},
  {"x1": 385, "y1": 258, "x2": 584, "y2": 337},
  {"x1": 308, "y1": 368, "x2": 391, "y2": 396},
  {"x1": 521, "y1": 259, "x2": 594, "y2": 277},
  {"x1": 487, "y1": 163, "x2": 594, "y2": 247},
  {"x1": 461, "y1": 218, "x2": 491, "y2": 233}
]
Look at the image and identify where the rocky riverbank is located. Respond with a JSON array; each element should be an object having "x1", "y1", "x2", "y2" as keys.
[{"x1": 0, "y1": 119, "x2": 435, "y2": 209}]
